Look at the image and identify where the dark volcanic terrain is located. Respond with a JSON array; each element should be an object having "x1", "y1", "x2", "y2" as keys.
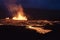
[{"x1": 0, "y1": 23, "x2": 60, "y2": 40}]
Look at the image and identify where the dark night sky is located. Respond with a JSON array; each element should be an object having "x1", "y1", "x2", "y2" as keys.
[
  {"x1": 0, "y1": 0, "x2": 60, "y2": 20},
  {"x1": 18, "y1": 0, "x2": 60, "y2": 10},
  {"x1": 0, "y1": 0, "x2": 60, "y2": 10}
]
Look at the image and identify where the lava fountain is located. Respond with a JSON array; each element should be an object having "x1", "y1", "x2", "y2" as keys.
[
  {"x1": 12, "y1": 12, "x2": 27, "y2": 20},
  {"x1": 12, "y1": 5, "x2": 27, "y2": 20},
  {"x1": 6, "y1": 5, "x2": 27, "y2": 20}
]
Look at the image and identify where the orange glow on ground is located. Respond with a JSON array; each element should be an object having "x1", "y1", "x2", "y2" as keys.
[{"x1": 26, "y1": 25, "x2": 52, "y2": 34}]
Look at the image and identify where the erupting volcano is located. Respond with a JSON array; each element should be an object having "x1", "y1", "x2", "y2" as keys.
[{"x1": 0, "y1": 5, "x2": 60, "y2": 34}]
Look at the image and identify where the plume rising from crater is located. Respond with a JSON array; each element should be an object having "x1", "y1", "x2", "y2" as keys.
[{"x1": 6, "y1": 5, "x2": 27, "y2": 20}]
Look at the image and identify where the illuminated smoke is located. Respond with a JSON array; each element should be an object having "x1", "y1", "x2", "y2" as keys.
[
  {"x1": 4, "y1": 0, "x2": 27, "y2": 20},
  {"x1": 12, "y1": 5, "x2": 27, "y2": 20}
]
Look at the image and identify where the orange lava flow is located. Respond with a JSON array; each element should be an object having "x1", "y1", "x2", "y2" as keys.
[{"x1": 26, "y1": 26, "x2": 52, "y2": 34}]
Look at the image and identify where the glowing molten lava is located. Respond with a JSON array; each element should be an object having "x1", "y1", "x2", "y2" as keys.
[
  {"x1": 12, "y1": 6, "x2": 27, "y2": 20},
  {"x1": 5, "y1": 5, "x2": 27, "y2": 20},
  {"x1": 12, "y1": 5, "x2": 27, "y2": 20},
  {"x1": 12, "y1": 11, "x2": 27, "y2": 20},
  {"x1": 26, "y1": 26, "x2": 52, "y2": 34}
]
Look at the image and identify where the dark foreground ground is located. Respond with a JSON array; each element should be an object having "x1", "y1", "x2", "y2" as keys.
[{"x1": 0, "y1": 23, "x2": 60, "y2": 40}]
